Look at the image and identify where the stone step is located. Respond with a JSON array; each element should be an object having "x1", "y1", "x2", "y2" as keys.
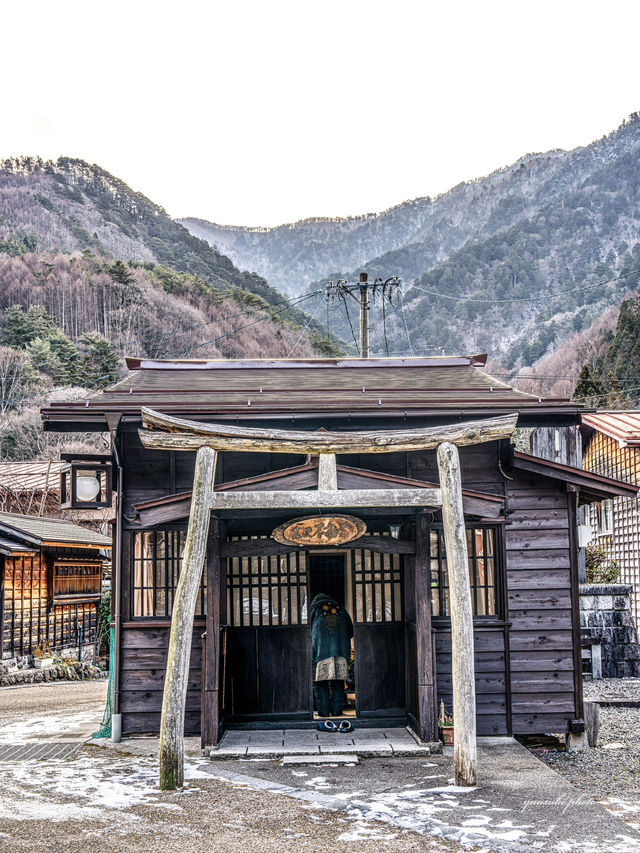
[{"x1": 282, "y1": 754, "x2": 359, "y2": 765}]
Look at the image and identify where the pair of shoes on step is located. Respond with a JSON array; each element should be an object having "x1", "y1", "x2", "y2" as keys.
[{"x1": 317, "y1": 720, "x2": 354, "y2": 733}]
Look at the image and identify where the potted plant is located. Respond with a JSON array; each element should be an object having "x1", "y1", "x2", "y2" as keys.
[
  {"x1": 32, "y1": 641, "x2": 54, "y2": 669},
  {"x1": 438, "y1": 699, "x2": 454, "y2": 746}
]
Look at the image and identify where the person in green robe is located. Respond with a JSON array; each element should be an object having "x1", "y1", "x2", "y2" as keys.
[{"x1": 311, "y1": 593, "x2": 354, "y2": 717}]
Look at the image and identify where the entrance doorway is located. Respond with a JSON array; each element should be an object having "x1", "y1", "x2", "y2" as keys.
[
  {"x1": 221, "y1": 543, "x2": 407, "y2": 725},
  {"x1": 308, "y1": 553, "x2": 355, "y2": 718}
]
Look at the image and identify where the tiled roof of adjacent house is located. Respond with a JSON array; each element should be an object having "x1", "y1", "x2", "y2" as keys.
[
  {"x1": 41, "y1": 355, "x2": 583, "y2": 429},
  {"x1": 581, "y1": 412, "x2": 640, "y2": 446},
  {"x1": 0, "y1": 460, "x2": 65, "y2": 492},
  {"x1": 0, "y1": 511, "x2": 112, "y2": 548}
]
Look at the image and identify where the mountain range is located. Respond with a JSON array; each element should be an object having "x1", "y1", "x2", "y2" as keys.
[
  {"x1": 0, "y1": 156, "x2": 334, "y2": 356},
  {"x1": 181, "y1": 113, "x2": 640, "y2": 369}
]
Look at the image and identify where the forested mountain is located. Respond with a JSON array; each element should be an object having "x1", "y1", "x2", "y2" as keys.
[
  {"x1": 182, "y1": 113, "x2": 640, "y2": 368},
  {"x1": 0, "y1": 158, "x2": 338, "y2": 461},
  {"x1": 0, "y1": 157, "x2": 330, "y2": 336}
]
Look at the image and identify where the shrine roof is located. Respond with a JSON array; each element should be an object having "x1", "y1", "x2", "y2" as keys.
[{"x1": 41, "y1": 355, "x2": 583, "y2": 431}]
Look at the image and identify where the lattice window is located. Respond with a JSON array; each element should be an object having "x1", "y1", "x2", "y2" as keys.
[
  {"x1": 430, "y1": 526, "x2": 499, "y2": 618},
  {"x1": 584, "y1": 433, "x2": 640, "y2": 627},
  {"x1": 132, "y1": 530, "x2": 206, "y2": 618},
  {"x1": 595, "y1": 500, "x2": 614, "y2": 536},
  {"x1": 349, "y1": 549, "x2": 403, "y2": 623},
  {"x1": 53, "y1": 562, "x2": 102, "y2": 598},
  {"x1": 226, "y1": 546, "x2": 308, "y2": 627}
]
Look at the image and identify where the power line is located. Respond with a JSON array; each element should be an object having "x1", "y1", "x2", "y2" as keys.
[
  {"x1": 174, "y1": 291, "x2": 320, "y2": 357},
  {"x1": 153, "y1": 289, "x2": 323, "y2": 352},
  {"x1": 399, "y1": 291, "x2": 415, "y2": 357},
  {"x1": 287, "y1": 298, "x2": 323, "y2": 357},
  {"x1": 338, "y1": 290, "x2": 360, "y2": 353},
  {"x1": 0, "y1": 292, "x2": 324, "y2": 406},
  {"x1": 408, "y1": 265, "x2": 640, "y2": 305}
]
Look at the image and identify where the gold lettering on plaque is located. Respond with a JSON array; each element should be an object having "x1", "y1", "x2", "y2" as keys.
[{"x1": 272, "y1": 515, "x2": 367, "y2": 547}]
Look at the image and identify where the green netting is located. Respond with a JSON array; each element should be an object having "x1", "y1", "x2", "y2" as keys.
[{"x1": 92, "y1": 627, "x2": 115, "y2": 739}]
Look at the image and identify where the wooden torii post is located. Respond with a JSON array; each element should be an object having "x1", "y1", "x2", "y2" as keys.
[{"x1": 138, "y1": 407, "x2": 517, "y2": 790}]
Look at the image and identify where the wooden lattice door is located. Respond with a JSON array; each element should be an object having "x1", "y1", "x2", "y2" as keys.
[
  {"x1": 223, "y1": 548, "x2": 311, "y2": 719},
  {"x1": 350, "y1": 548, "x2": 406, "y2": 717}
]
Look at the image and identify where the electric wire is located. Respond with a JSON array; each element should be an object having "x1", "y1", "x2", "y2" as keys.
[
  {"x1": 408, "y1": 265, "x2": 640, "y2": 305},
  {"x1": 0, "y1": 291, "x2": 322, "y2": 406},
  {"x1": 399, "y1": 290, "x2": 415, "y2": 357},
  {"x1": 381, "y1": 290, "x2": 390, "y2": 357},
  {"x1": 152, "y1": 289, "x2": 323, "y2": 352},
  {"x1": 286, "y1": 297, "x2": 323, "y2": 357},
  {"x1": 339, "y1": 290, "x2": 360, "y2": 353},
  {"x1": 174, "y1": 290, "x2": 320, "y2": 357}
]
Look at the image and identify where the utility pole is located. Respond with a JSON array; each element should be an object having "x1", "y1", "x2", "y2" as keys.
[
  {"x1": 359, "y1": 272, "x2": 370, "y2": 358},
  {"x1": 328, "y1": 272, "x2": 400, "y2": 359}
]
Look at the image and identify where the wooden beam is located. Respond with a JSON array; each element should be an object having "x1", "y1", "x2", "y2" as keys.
[
  {"x1": 318, "y1": 454, "x2": 337, "y2": 490},
  {"x1": 208, "y1": 488, "x2": 442, "y2": 511},
  {"x1": 159, "y1": 446, "x2": 217, "y2": 791},
  {"x1": 202, "y1": 516, "x2": 221, "y2": 750},
  {"x1": 139, "y1": 409, "x2": 518, "y2": 455},
  {"x1": 415, "y1": 511, "x2": 436, "y2": 741},
  {"x1": 437, "y1": 441, "x2": 477, "y2": 788}
]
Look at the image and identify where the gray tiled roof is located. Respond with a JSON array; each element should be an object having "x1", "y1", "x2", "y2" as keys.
[
  {"x1": 0, "y1": 512, "x2": 111, "y2": 548},
  {"x1": 41, "y1": 355, "x2": 583, "y2": 429}
]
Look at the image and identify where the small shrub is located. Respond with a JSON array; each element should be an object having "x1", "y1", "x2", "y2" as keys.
[{"x1": 585, "y1": 543, "x2": 620, "y2": 583}]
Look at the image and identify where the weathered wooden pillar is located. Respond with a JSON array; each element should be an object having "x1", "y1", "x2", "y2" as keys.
[
  {"x1": 202, "y1": 516, "x2": 221, "y2": 749},
  {"x1": 159, "y1": 446, "x2": 217, "y2": 790},
  {"x1": 437, "y1": 441, "x2": 477, "y2": 787},
  {"x1": 415, "y1": 511, "x2": 436, "y2": 741}
]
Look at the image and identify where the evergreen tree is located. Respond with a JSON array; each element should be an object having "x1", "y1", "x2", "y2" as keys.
[
  {"x1": 26, "y1": 337, "x2": 65, "y2": 382},
  {"x1": 1, "y1": 306, "x2": 30, "y2": 348},
  {"x1": 79, "y1": 333, "x2": 120, "y2": 388},
  {"x1": 109, "y1": 259, "x2": 135, "y2": 285},
  {"x1": 1, "y1": 305, "x2": 57, "y2": 349},
  {"x1": 47, "y1": 329, "x2": 82, "y2": 384},
  {"x1": 573, "y1": 365, "x2": 605, "y2": 403}
]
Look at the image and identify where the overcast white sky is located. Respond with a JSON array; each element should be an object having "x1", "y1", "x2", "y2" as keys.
[{"x1": 3, "y1": 1, "x2": 640, "y2": 226}]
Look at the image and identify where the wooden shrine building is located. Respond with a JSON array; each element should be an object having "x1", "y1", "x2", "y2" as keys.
[
  {"x1": 0, "y1": 512, "x2": 111, "y2": 660},
  {"x1": 41, "y1": 355, "x2": 636, "y2": 745}
]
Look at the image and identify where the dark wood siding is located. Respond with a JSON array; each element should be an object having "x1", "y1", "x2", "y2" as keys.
[
  {"x1": 506, "y1": 475, "x2": 578, "y2": 733},
  {"x1": 435, "y1": 628, "x2": 508, "y2": 735},
  {"x1": 120, "y1": 625, "x2": 204, "y2": 734}
]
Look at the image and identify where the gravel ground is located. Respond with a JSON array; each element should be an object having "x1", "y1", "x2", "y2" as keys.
[
  {"x1": 0, "y1": 679, "x2": 107, "y2": 722},
  {"x1": 583, "y1": 677, "x2": 640, "y2": 701},
  {"x1": 534, "y1": 704, "x2": 640, "y2": 830}
]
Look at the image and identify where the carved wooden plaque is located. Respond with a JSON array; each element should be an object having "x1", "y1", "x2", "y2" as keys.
[{"x1": 272, "y1": 514, "x2": 367, "y2": 547}]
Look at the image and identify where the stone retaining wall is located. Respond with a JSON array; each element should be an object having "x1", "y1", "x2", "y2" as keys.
[
  {"x1": 580, "y1": 583, "x2": 640, "y2": 677},
  {"x1": 0, "y1": 660, "x2": 106, "y2": 687}
]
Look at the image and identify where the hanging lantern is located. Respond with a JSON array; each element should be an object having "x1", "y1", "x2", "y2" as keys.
[{"x1": 60, "y1": 454, "x2": 112, "y2": 509}]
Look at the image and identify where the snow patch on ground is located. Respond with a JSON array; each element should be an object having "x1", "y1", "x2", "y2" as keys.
[
  {"x1": 0, "y1": 754, "x2": 210, "y2": 823},
  {"x1": 0, "y1": 712, "x2": 98, "y2": 742}
]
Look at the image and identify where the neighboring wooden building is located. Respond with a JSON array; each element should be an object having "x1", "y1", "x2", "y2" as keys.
[
  {"x1": 0, "y1": 512, "x2": 111, "y2": 660},
  {"x1": 581, "y1": 412, "x2": 640, "y2": 627},
  {"x1": 0, "y1": 461, "x2": 65, "y2": 516},
  {"x1": 0, "y1": 461, "x2": 114, "y2": 529},
  {"x1": 41, "y1": 356, "x2": 635, "y2": 743}
]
